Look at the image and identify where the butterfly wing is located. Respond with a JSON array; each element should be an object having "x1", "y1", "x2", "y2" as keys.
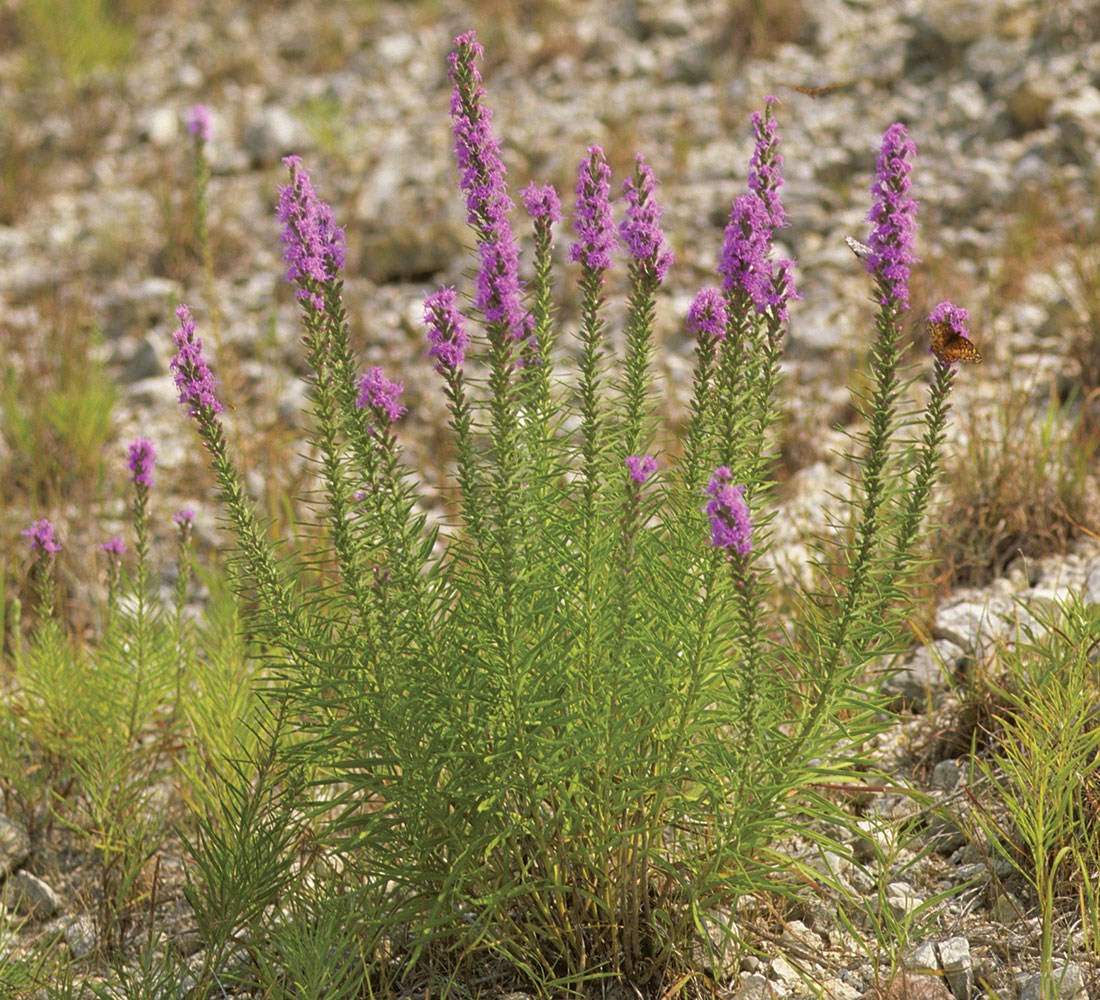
[
  {"x1": 845, "y1": 236, "x2": 872, "y2": 261},
  {"x1": 928, "y1": 320, "x2": 982, "y2": 363}
]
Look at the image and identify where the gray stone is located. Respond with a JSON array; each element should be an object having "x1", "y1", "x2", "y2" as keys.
[
  {"x1": 938, "y1": 936, "x2": 972, "y2": 1000},
  {"x1": 1018, "y1": 963, "x2": 1085, "y2": 1000},
  {"x1": 6, "y1": 871, "x2": 62, "y2": 919},
  {"x1": 61, "y1": 914, "x2": 96, "y2": 957},
  {"x1": 0, "y1": 815, "x2": 30, "y2": 877},
  {"x1": 732, "y1": 973, "x2": 770, "y2": 1000},
  {"x1": 242, "y1": 105, "x2": 306, "y2": 167}
]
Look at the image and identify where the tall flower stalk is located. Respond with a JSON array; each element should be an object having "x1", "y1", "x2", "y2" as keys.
[
  {"x1": 797, "y1": 122, "x2": 920, "y2": 748},
  {"x1": 125, "y1": 436, "x2": 156, "y2": 740}
]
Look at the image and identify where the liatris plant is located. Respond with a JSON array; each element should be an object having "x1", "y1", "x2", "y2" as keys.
[{"x1": 171, "y1": 31, "x2": 966, "y2": 996}]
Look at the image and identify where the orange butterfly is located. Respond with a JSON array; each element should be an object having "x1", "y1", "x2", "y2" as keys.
[
  {"x1": 928, "y1": 319, "x2": 982, "y2": 364},
  {"x1": 777, "y1": 82, "x2": 850, "y2": 99}
]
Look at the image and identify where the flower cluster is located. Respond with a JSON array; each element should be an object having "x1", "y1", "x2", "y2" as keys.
[
  {"x1": 866, "y1": 122, "x2": 919, "y2": 311},
  {"x1": 424, "y1": 287, "x2": 469, "y2": 374},
  {"x1": 22, "y1": 519, "x2": 61, "y2": 555},
  {"x1": 569, "y1": 146, "x2": 617, "y2": 274},
  {"x1": 521, "y1": 182, "x2": 563, "y2": 222},
  {"x1": 927, "y1": 299, "x2": 970, "y2": 336},
  {"x1": 704, "y1": 468, "x2": 753, "y2": 556},
  {"x1": 686, "y1": 287, "x2": 727, "y2": 342},
  {"x1": 276, "y1": 155, "x2": 347, "y2": 311},
  {"x1": 100, "y1": 536, "x2": 127, "y2": 557},
  {"x1": 625, "y1": 454, "x2": 658, "y2": 485},
  {"x1": 187, "y1": 104, "x2": 212, "y2": 142},
  {"x1": 170, "y1": 305, "x2": 223, "y2": 415},
  {"x1": 747, "y1": 97, "x2": 788, "y2": 230},
  {"x1": 356, "y1": 367, "x2": 406, "y2": 426},
  {"x1": 620, "y1": 155, "x2": 673, "y2": 282},
  {"x1": 448, "y1": 32, "x2": 530, "y2": 344},
  {"x1": 127, "y1": 437, "x2": 157, "y2": 490}
]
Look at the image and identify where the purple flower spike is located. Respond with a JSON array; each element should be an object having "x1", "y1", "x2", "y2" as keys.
[
  {"x1": 626, "y1": 454, "x2": 658, "y2": 484},
  {"x1": 188, "y1": 104, "x2": 212, "y2": 141},
  {"x1": 276, "y1": 155, "x2": 347, "y2": 311},
  {"x1": 687, "y1": 286, "x2": 727, "y2": 342},
  {"x1": 127, "y1": 437, "x2": 157, "y2": 490},
  {"x1": 866, "y1": 122, "x2": 919, "y2": 311},
  {"x1": 356, "y1": 366, "x2": 407, "y2": 425},
  {"x1": 718, "y1": 191, "x2": 773, "y2": 311},
  {"x1": 170, "y1": 304, "x2": 223, "y2": 415},
  {"x1": 100, "y1": 537, "x2": 127, "y2": 557},
  {"x1": 620, "y1": 154, "x2": 674, "y2": 282},
  {"x1": 521, "y1": 182, "x2": 563, "y2": 222},
  {"x1": 704, "y1": 467, "x2": 753, "y2": 556},
  {"x1": 748, "y1": 98, "x2": 788, "y2": 230},
  {"x1": 569, "y1": 146, "x2": 617, "y2": 273},
  {"x1": 174, "y1": 507, "x2": 195, "y2": 528},
  {"x1": 424, "y1": 286, "x2": 469, "y2": 374},
  {"x1": 447, "y1": 32, "x2": 531, "y2": 344},
  {"x1": 927, "y1": 300, "x2": 969, "y2": 336},
  {"x1": 22, "y1": 519, "x2": 61, "y2": 554}
]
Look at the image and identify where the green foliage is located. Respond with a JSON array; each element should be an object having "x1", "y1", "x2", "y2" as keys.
[
  {"x1": 0, "y1": 316, "x2": 117, "y2": 508},
  {"x1": 15, "y1": 0, "x2": 135, "y2": 88},
  {"x1": 969, "y1": 595, "x2": 1100, "y2": 983},
  {"x1": 935, "y1": 387, "x2": 1095, "y2": 586},
  {"x1": 166, "y1": 114, "x2": 956, "y2": 999}
]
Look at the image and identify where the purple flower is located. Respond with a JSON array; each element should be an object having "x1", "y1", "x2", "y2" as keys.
[
  {"x1": 927, "y1": 300, "x2": 969, "y2": 336},
  {"x1": 276, "y1": 155, "x2": 347, "y2": 312},
  {"x1": 718, "y1": 192, "x2": 773, "y2": 310},
  {"x1": 127, "y1": 437, "x2": 157, "y2": 490},
  {"x1": 170, "y1": 304, "x2": 223, "y2": 415},
  {"x1": 187, "y1": 104, "x2": 212, "y2": 141},
  {"x1": 100, "y1": 537, "x2": 127, "y2": 557},
  {"x1": 704, "y1": 467, "x2": 753, "y2": 555},
  {"x1": 569, "y1": 146, "x2": 617, "y2": 273},
  {"x1": 686, "y1": 287, "x2": 727, "y2": 342},
  {"x1": 22, "y1": 519, "x2": 61, "y2": 554},
  {"x1": 620, "y1": 154, "x2": 674, "y2": 282},
  {"x1": 424, "y1": 286, "x2": 469, "y2": 374},
  {"x1": 748, "y1": 98, "x2": 788, "y2": 230},
  {"x1": 865, "y1": 122, "x2": 919, "y2": 311},
  {"x1": 521, "y1": 182, "x2": 563, "y2": 222},
  {"x1": 447, "y1": 32, "x2": 531, "y2": 344},
  {"x1": 356, "y1": 366, "x2": 406, "y2": 425},
  {"x1": 626, "y1": 454, "x2": 658, "y2": 484},
  {"x1": 174, "y1": 507, "x2": 195, "y2": 529}
]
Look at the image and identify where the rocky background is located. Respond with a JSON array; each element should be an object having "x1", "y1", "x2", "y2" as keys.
[{"x1": 2, "y1": 0, "x2": 1100, "y2": 996}]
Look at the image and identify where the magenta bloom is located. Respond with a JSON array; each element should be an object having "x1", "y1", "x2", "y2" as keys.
[
  {"x1": 356, "y1": 367, "x2": 406, "y2": 425},
  {"x1": 22, "y1": 519, "x2": 61, "y2": 555},
  {"x1": 170, "y1": 305, "x2": 223, "y2": 415},
  {"x1": 686, "y1": 286, "x2": 727, "y2": 342},
  {"x1": 719, "y1": 192, "x2": 772, "y2": 308},
  {"x1": 187, "y1": 104, "x2": 212, "y2": 141},
  {"x1": 569, "y1": 146, "x2": 617, "y2": 273},
  {"x1": 865, "y1": 122, "x2": 919, "y2": 311},
  {"x1": 704, "y1": 467, "x2": 753, "y2": 555},
  {"x1": 276, "y1": 155, "x2": 347, "y2": 312},
  {"x1": 521, "y1": 182, "x2": 563, "y2": 222},
  {"x1": 174, "y1": 507, "x2": 195, "y2": 528},
  {"x1": 100, "y1": 537, "x2": 127, "y2": 557},
  {"x1": 447, "y1": 32, "x2": 531, "y2": 344},
  {"x1": 620, "y1": 154, "x2": 674, "y2": 282},
  {"x1": 127, "y1": 437, "x2": 157, "y2": 490},
  {"x1": 424, "y1": 286, "x2": 469, "y2": 374},
  {"x1": 748, "y1": 98, "x2": 788, "y2": 230},
  {"x1": 626, "y1": 454, "x2": 658, "y2": 484},
  {"x1": 927, "y1": 300, "x2": 970, "y2": 337}
]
